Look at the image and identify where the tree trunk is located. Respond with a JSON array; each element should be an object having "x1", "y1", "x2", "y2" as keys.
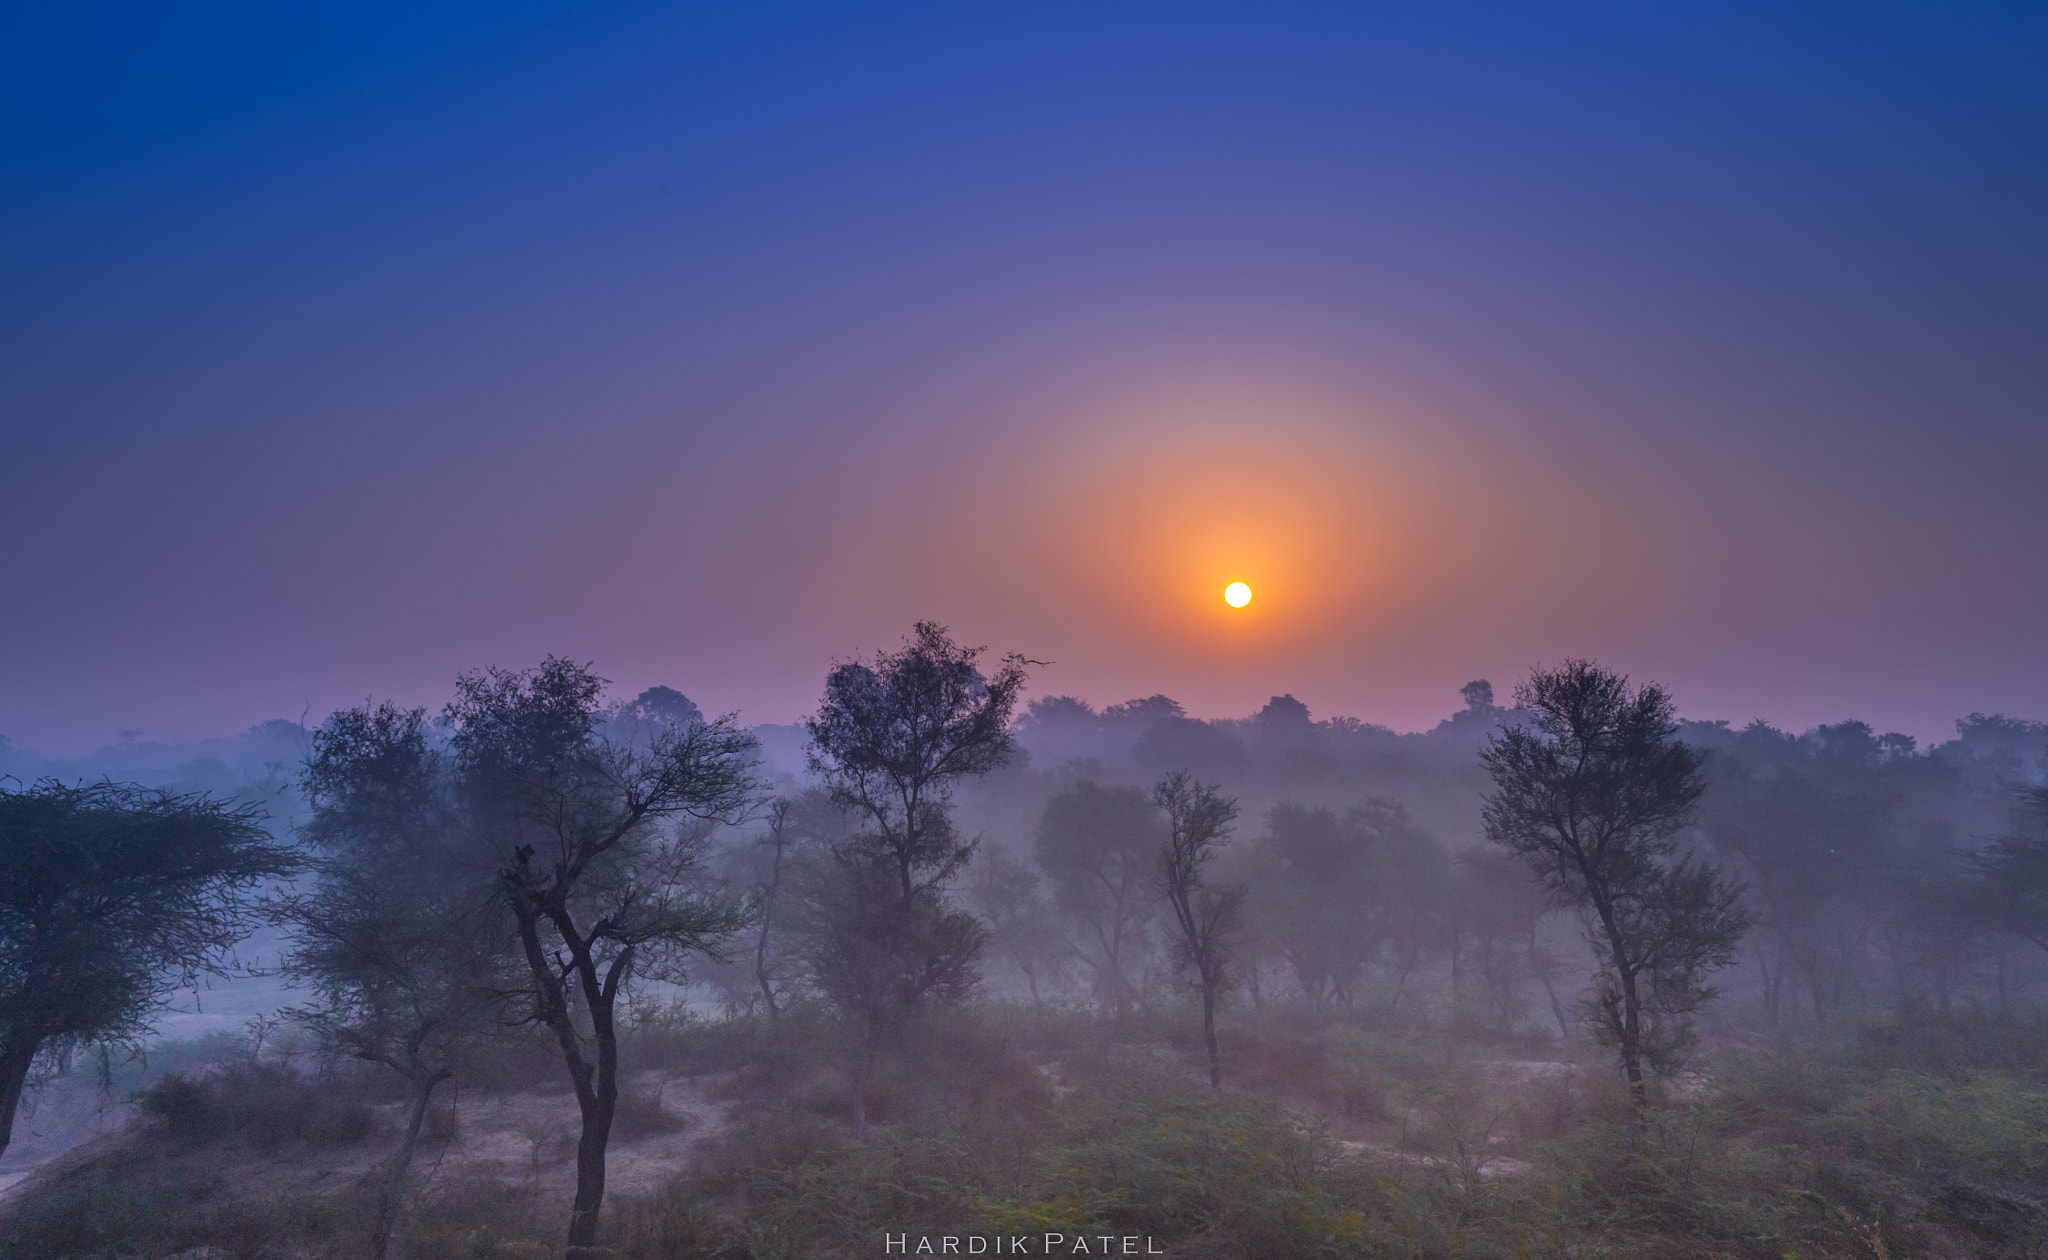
[
  {"x1": 1200, "y1": 971, "x2": 1222, "y2": 1090},
  {"x1": 1616, "y1": 967, "x2": 1647, "y2": 1109},
  {"x1": 851, "y1": 1018, "x2": 882, "y2": 1139},
  {"x1": 565, "y1": 1010, "x2": 620, "y2": 1257},
  {"x1": 755, "y1": 922, "x2": 781, "y2": 1019},
  {"x1": 1535, "y1": 967, "x2": 1573, "y2": 1041},
  {"x1": 1589, "y1": 896, "x2": 1648, "y2": 1112},
  {"x1": 371, "y1": 1067, "x2": 450, "y2": 1260},
  {"x1": 1390, "y1": 940, "x2": 1420, "y2": 1016},
  {"x1": 755, "y1": 871, "x2": 782, "y2": 1020},
  {"x1": 0, "y1": 1030, "x2": 42, "y2": 1163},
  {"x1": 1755, "y1": 943, "x2": 1783, "y2": 1023}
]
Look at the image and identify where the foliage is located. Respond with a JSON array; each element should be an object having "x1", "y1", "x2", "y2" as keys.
[
  {"x1": 802, "y1": 621, "x2": 1029, "y2": 1135},
  {"x1": 448, "y1": 655, "x2": 758, "y2": 1254},
  {"x1": 138, "y1": 1061, "x2": 377, "y2": 1150},
  {"x1": 1972, "y1": 786, "x2": 2048, "y2": 956},
  {"x1": 0, "y1": 779, "x2": 298, "y2": 1159},
  {"x1": 1034, "y1": 781, "x2": 1162, "y2": 1018},
  {"x1": 1154, "y1": 771, "x2": 1245, "y2": 1089},
  {"x1": 1249, "y1": 800, "x2": 1453, "y2": 1016},
  {"x1": 283, "y1": 699, "x2": 511, "y2": 1258},
  {"x1": 1482, "y1": 661, "x2": 1750, "y2": 1096}
]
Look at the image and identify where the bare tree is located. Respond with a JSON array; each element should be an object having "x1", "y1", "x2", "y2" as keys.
[
  {"x1": 447, "y1": 658, "x2": 756, "y2": 1257},
  {"x1": 1153, "y1": 771, "x2": 1244, "y2": 1089},
  {"x1": 804, "y1": 621, "x2": 1029, "y2": 1137},
  {"x1": 1480, "y1": 660, "x2": 1748, "y2": 1106}
]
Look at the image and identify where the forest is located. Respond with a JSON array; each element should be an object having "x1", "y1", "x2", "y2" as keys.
[{"x1": 4, "y1": 623, "x2": 2048, "y2": 1260}]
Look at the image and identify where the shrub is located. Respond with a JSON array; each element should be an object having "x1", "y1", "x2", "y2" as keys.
[
  {"x1": 137, "y1": 1062, "x2": 376, "y2": 1151},
  {"x1": 0, "y1": 1155, "x2": 352, "y2": 1260},
  {"x1": 610, "y1": 1077, "x2": 689, "y2": 1140}
]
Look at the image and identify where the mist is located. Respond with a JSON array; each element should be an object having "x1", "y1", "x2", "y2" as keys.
[{"x1": 7, "y1": 648, "x2": 2048, "y2": 1257}]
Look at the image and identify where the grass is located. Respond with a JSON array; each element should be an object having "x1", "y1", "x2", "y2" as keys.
[{"x1": 7, "y1": 1005, "x2": 2048, "y2": 1259}]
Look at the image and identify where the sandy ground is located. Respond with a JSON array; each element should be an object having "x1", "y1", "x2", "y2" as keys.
[{"x1": 409, "y1": 1069, "x2": 738, "y2": 1202}]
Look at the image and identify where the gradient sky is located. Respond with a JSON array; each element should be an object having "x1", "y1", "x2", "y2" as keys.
[{"x1": 3, "y1": 1, "x2": 2045, "y2": 753}]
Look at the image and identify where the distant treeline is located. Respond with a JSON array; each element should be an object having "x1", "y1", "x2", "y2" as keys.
[{"x1": 705, "y1": 685, "x2": 2048, "y2": 1040}]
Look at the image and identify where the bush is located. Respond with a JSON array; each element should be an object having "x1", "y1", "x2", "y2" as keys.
[
  {"x1": 0, "y1": 1154, "x2": 352, "y2": 1260},
  {"x1": 137, "y1": 1062, "x2": 377, "y2": 1151},
  {"x1": 610, "y1": 1077, "x2": 689, "y2": 1140}
]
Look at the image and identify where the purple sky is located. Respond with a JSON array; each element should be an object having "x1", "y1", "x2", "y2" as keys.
[{"x1": 3, "y1": 3, "x2": 2045, "y2": 753}]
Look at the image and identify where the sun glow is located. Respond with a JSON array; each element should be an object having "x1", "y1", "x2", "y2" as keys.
[{"x1": 987, "y1": 394, "x2": 1465, "y2": 679}]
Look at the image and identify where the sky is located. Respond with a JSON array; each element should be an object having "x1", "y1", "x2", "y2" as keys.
[{"x1": 3, "y1": 1, "x2": 2045, "y2": 753}]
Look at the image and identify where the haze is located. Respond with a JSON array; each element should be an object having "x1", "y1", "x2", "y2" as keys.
[{"x1": 3, "y1": 2, "x2": 2045, "y2": 753}]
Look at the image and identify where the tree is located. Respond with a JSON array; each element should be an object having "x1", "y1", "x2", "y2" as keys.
[
  {"x1": 1450, "y1": 847, "x2": 1560, "y2": 1034},
  {"x1": 1971, "y1": 786, "x2": 2048, "y2": 958},
  {"x1": 699, "y1": 789, "x2": 846, "y2": 1019},
  {"x1": 1702, "y1": 763, "x2": 1893, "y2": 1023},
  {"x1": 0, "y1": 780, "x2": 298, "y2": 1160},
  {"x1": 1253, "y1": 803, "x2": 1379, "y2": 1013},
  {"x1": 746, "y1": 798, "x2": 798, "y2": 1019},
  {"x1": 804, "y1": 621, "x2": 1029, "y2": 1137},
  {"x1": 1247, "y1": 799, "x2": 1448, "y2": 1016},
  {"x1": 964, "y1": 847, "x2": 1063, "y2": 1010},
  {"x1": 1480, "y1": 661, "x2": 1749, "y2": 1105},
  {"x1": 448, "y1": 659, "x2": 756, "y2": 1257},
  {"x1": 285, "y1": 702, "x2": 507, "y2": 1260},
  {"x1": 1034, "y1": 781, "x2": 1162, "y2": 1018},
  {"x1": 1133, "y1": 717, "x2": 1247, "y2": 783},
  {"x1": 1153, "y1": 770, "x2": 1244, "y2": 1089}
]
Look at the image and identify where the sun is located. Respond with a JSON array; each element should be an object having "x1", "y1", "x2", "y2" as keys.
[{"x1": 1223, "y1": 581, "x2": 1252, "y2": 608}]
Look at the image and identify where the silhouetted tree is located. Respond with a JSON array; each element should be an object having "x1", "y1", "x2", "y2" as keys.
[
  {"x1": 1035, "y1": 781, "x2": 1162, "y2": 1018},
  {"x1": 1481, "y1": 661, "x2": 1748, "y2": 1105},
  {"x1": 1154, "y1": 770, "x2": 1244, "y2": 1089},
  {"x1": 0, "y1": 780, "x2": 297, "y2": 1160},
  {"x1": 285, "y1": 702, "x2": 508, "y2": 1260},
  {"x1": 1254, "y1": 803, "x2": 1377, "y2": 1013},
  {"x1": 448, "y1": 658, "x2": 756, "y2": 1257},
  {"x1": 1134, "y1": 717, "x2": 1247, "y2": 784},
  {"x1": 1972, "y1": 786, "x2": 2048, "y2": 958},
  {"x1": 613, "y1": 684, "x2": 704, "y2": 731},
  {"x1": 804, "y1": 621, "x2": 1029, "y2": 1137}
]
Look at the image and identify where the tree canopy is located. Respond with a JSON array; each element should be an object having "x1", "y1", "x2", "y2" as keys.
[
  {"x1": 0, "y1": 780, "x2": 298, "y2": 1159},
  {"x1": 803, "y1": 621, "x2": 1028, "y2": 1136},
  {"x1": 1481, "y1": 660, "x2": 1748, "y2": 1102},
  {"x1": 448, "y1": 657, "x2": 757, "y2": 1255}
]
